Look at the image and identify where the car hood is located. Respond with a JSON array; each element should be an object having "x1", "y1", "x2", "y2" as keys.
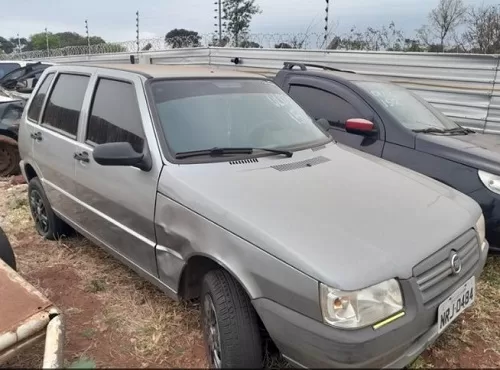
[
  {"x1": 416, "y1": 132, "x2": 500, "y2": 175},
  {"x1": 159, "y1": 143, "x2": 481, "y2": 290}
]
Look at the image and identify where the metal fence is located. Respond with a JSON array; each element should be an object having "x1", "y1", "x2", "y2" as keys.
[
  {"x1": 0, "y1": 34, "x2": 332, "y2": 60},
  {"x1": 2, "y1": 36, "x2": 500, "y2": 135}
]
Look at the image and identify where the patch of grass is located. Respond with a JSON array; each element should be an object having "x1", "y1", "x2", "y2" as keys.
[
  {"x1": 408, "y1": 356, "x2": 433, "y2": 369},
  {"x1": 68, "y1": 357, "x2": 96, "y2": 369},
  {"x1": 81, "y1": 328, "x2": 96, "y2": 339},
  {"x1": 86, "y1": 279, "x2": 106, "y2": 293},
  {"x1": 9, "y1": 197, "x2": 28, "y2": 210}
]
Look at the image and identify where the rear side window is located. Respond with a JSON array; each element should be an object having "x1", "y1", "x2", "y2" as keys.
[
  {"x1": 27, "y1": 73, "x2": 55, "y2": 122},
  {"x1": 42, "y1": 73, "x2": 89, "y2": 137},
  {"x1": 86, "y1": 78, "x2": 144, "y2": 153},
  {"x1": 0, "y1": 63, "x2": 20, "y2": 78},
  {"x1": 289, "y1": 85, "x2": 363, "y2": 128}
]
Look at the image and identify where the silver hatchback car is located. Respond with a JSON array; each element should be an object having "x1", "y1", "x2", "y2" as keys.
[{"x1": 18, "y1": 64, "x2": 488, "y2": 368}]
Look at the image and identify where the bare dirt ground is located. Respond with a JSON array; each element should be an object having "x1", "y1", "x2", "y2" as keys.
[{"x1": 1, "y1": 178, "x2": 499, "y2": 368}]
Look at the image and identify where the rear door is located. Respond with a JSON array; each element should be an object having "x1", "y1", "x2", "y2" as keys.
[
  {"x1": 73, "y1": 70, "x2": 161, "y2": 276},
  {"x1": 30, "y1": 71, "x2": 90, "y2": 220},
  {"x1": 285, "y1": 76, "x2": 385, "y2": 157}
]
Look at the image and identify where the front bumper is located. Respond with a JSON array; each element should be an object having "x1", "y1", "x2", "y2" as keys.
[{"x1": 253, "y1": 241, "x2": 489, "y2": 369}]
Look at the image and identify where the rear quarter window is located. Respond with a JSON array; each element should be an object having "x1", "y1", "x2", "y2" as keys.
[{"x1": 27, "y1": 73, "x2": 55, "y2": 122}]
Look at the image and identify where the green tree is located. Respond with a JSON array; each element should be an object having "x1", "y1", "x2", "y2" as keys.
[
  {"x1": 165, "y1": 29, "x2": 201, "y2": 48},
  {"x1": 239, "y1": 40, "x2": 261, "y2": 48},
  {"x1": 30, "y1": 32, "x2": 60, "y2": 50},
  {"x1": 275, "y1": 42, "x2": 292, "y2": 49},
  {"x1": 0, "y1": 37, "x2": 15, "y2": 53},
  {"x1": 54, "y1": 32, "x2": 105, "y2": 47},
  {"x1": 223, "y1": 0, "x2": 261, "y2": 46}
]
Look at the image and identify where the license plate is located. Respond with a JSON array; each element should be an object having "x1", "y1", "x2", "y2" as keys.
[{"x1": 438, "y1": 276, "x2": 475, "y2": 333}]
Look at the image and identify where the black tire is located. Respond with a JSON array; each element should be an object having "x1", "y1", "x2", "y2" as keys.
[
  {"x1": 0, "y1": 227, "x2": 16, "y2": 270},
  {"x1": 28, "y1": 177, "x2": 70, "y2": 240},
  {"x1": 201, "y1": 269, "x2": 263, "y2": 369},
  {"x1": 0, "y1": 136, "x2": 20, "y2": 177}
]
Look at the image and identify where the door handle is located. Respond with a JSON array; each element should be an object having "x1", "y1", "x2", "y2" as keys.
[
  {"x1": 73, "y1": 151, "x2": 90, "y2": 163},
  {"x1": 30, "y1": 131, "x2": 42, "y2": 141}
]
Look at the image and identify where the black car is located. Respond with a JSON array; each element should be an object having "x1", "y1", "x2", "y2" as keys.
[
  {"x1": 0, "y1": 96, "x2": 24, "y2": 176},
  {"x1": 274, "y1": 62, "x2": 500, "y2": 252}
]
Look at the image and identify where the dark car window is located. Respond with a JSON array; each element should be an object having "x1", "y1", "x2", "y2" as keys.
[
  {"x1": 288, "y1": 85, "x2": 364, "y2": 128},
  {"x1": 42, "y1": 73, "x2": 89, "y2": 137},
  {"x1": 0, "y1": 63, "x2": 21, "y2": 79},
  {"x1": 354, "y1": 81, "x2": 459, "y2": 131},
  {"x1": 86, "y1": 78, "x2": 144, "y2": 153},
  {"x1": 27, "y1": 73, "x2": 55, "y2": 122}
]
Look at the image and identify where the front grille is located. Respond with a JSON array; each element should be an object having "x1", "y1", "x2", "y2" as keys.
[{"x1": 413, "y1": 229, "x2": 479, "y2": 307}]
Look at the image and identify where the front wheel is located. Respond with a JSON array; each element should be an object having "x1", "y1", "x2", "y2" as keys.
[{"x1": 201, "y1": 269, "x2": 263, "y2": 368}]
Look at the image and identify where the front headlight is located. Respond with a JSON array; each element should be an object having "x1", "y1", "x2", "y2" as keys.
[
  {"x1": 475, "y1": 213, "x2": 486, "y2": 250},
  {"x1": 320, "y1": 279, "x2": 403, "y2": 329},
  {"x1": 478, "y1": 170, "x2": 500, "y2": 195}
]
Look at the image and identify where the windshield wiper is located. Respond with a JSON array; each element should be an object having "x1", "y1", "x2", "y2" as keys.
[
  {"x1": 413, "y1": 126, "x2": 475, "y2": 135},
  {"x1": 412, "y1": 127, "x2": 447, "y2": 134},
  {"x1": 175, "y1": 147, "x2": 293, "y2": 159},
  {"x1": 445, "y1": 127, "x2": 476, "y2": 134}
]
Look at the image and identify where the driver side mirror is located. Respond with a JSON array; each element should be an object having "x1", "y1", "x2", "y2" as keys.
[
  {"x1": 345, "y1": 118, "x2": 376, "y2": 136},
  {"x1": 93, "y1": 142, "x2": 151, "y2": 171}
]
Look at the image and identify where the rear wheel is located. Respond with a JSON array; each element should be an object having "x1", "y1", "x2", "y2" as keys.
[
  {"x1": 201, "y1": 269, "x2": 263, "y2": 368},
  {"x1": 0, "y1": 227, "x2": 16, "y2": 270},
  {"x1": 28, "y1": 177, "x2": 70, "y2": 240},
  {"x1": 0, "y1": 136, "x2": 20, "y2": 177}
]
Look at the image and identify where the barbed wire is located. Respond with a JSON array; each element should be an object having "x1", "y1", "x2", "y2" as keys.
[{"x1": 0, "y1": 33, "x2": 337, "y2": 60}]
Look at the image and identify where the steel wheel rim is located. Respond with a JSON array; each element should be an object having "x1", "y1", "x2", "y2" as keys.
[
  {"x1": 29, "y1": 190, "x2": 49, "y2": 234},
  {"x1": 203, "y1": 294, "x2": 222, "y2": 368}
]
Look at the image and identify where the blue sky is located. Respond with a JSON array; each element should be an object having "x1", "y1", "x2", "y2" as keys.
[{"x1": 1, "y1": 0, "x2": 498, "y2": 42}]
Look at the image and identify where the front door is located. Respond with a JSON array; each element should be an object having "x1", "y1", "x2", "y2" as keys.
[
  {"x1": 73, "y1": 71, "x2": 160, "y2": 276},
  {"x1": 286, "y1": 76, "x2": 385, "y2": 157}
]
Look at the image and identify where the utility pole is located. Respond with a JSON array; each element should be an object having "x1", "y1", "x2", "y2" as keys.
[
  {"x1": 85, "y1": 19, "x2": 90, "y2": 54},
  {"x1": 17, "y1": 33, "x2": 21, "y2": 53},
  {"x1": 214, "y1": 0, "x2": 227, "y2": 45},
  {"x1": 136, "y1": 11, "x2": 140, "y2": 53},
  {"x1": 214, "y1": 0, "x2": 222, "y2": 44},
  {"x1": 324, "y1": 0, "x2": 330, "y2": 49},
  {"x1": 45, "y1": 27, "x2": 49, "y2": 55}
]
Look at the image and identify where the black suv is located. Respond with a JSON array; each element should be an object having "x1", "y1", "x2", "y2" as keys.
[{"x1": 274, "y1": 62, "x2": 500, "y2": 252}]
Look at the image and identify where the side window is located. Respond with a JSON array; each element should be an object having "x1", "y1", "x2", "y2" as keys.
[
  {"x1": 42, "y1": 73, "x2": 90, "y2": 137},
  {"x1": 86, "y1": 78, "x2": 144, "y2": 153},
  {"x1": 289, "y1": 85, "x2": 364, "y2": 128},
  {"x1": 27, "y1": 73, "x2": 55, "y2": 122}
]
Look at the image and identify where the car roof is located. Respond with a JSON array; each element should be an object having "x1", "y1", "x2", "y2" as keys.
[{"x1": 80, "y1": 64, "x2": 263, "y2": 79}]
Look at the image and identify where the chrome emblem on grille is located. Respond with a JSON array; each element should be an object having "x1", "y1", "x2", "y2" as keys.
[{"x1": 450, "y1": 252, "x2": 462, "y2": 275}]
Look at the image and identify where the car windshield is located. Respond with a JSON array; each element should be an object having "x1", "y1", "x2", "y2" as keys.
[
  {"x1": 150, "y1": 78, "x2": 329, "y2": 157},
  {"x1": 0, "y1": 63, "x2": 21, "y2": 79},
  {"x1": 355, "y1": 81, "x2": 459, "y2": 131}
]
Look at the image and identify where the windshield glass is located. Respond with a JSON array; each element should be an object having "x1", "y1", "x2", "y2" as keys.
[
  {"x1": 150, "y1": 78, "x2": 329, "y2": 156},
  {"x1": 355, "y1": 81, "x2": 459, "y2": 131},
  {"x1": 0, "y1": 63, "x2": 21, "y2": 79}
]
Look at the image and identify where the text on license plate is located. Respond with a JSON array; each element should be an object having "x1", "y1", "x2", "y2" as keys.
[{"x1": 438, "y1": 276, "x2": 475, "y2": 334}]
